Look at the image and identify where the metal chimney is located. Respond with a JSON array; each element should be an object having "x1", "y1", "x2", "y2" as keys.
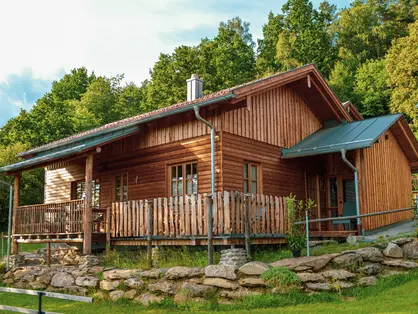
[{"x1": 187, "y1": 74, "x2": 203, "y2": 101}]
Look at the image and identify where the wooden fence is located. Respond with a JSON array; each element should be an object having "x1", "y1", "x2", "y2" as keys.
[
  {"x1": 15, "y1": 200, "x2": 84, "y2": 235},
  {"x1": 110, "y1": 191, "x2": 287, "y2": 238}
]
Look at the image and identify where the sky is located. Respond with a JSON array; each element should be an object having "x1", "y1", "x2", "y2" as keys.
[{"x1": 0, "y1": 0, "x2": 351, "y2": 127}]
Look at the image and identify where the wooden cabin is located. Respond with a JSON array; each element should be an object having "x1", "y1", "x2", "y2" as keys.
[{"x1": 2, "y1": 64, "x2": 418, "y2": 254}]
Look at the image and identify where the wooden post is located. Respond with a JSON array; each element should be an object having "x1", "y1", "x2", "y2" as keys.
[
  {"x1": 83, "y1": 154, "x2": 93, "y2": 255},
  {"x1": 46, "y1": 242, "x2": 51, "y2": 267},
  {"x1": 244, "y1": 195, "x2": 251, "y2": 260},
  {"x1": 106, "y1": 206, "x2": 111, "y2": 248},
  {"x1": 146, "y1": 201, "x2": 153, "y2": 269},
  {"x1": 11, "y1": 174, "x2": 20, "y2": 254}
]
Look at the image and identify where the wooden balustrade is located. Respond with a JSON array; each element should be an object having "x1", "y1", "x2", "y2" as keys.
[
  {"x1": 14, "y1": 200, "x2": 84, "y2": 235},
  {"x1": 110, "y1": 191, "x2": 287, "y2": 238}
]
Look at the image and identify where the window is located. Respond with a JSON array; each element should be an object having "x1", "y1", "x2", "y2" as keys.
[
  {"x1": 71, "y1": 179, "x2": 101, "y2": 206},
  {"x1": 329, "y1": 178, "x2": 338, "y2": 207},
  {"x1": 170, "y1": 162, "x2": 198, "y2": 197},
  {"x1": 114, "y1": 174, "x2": 128, "y2": 202},
  {"x1": 244, "y1": 162, "x2": 259, "y2": 194}
]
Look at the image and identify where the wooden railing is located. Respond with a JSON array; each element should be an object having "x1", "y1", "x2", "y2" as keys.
[
  {"x1": 110, "y1": 191, "x2": 287, "y2": 238},
  {"x1": 14, "y1": 200, "x2": 84, "y2": 235}
]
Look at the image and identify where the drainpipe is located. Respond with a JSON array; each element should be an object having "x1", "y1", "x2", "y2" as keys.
[
  {"x1": 340, "y1": 149, "x2": 363, "y2": 235},
  {"x1": 193, "y1": 107, "x2": 214, "y2": 265},
  {"x1": 0, "y1": 179, "x2": 13, "y2": 270}
]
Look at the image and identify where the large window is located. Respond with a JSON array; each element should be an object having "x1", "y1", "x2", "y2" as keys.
[
  {"x1": 244, "y1": 162, "x2": 259, "y2": 194},
  {"x1": 170, "y1": 162, "x2": 198, "y2": 197},
  {"x1": 71, "y1": 179, "x2": 101, "y2": 206},
  {"x1": 114, "y1": 174, "x2": 128, "y2": 202}
]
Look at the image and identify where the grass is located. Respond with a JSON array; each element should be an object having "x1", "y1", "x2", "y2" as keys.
[{"x1": 1, "y1": 270, "x2": 418, "y2": 313}]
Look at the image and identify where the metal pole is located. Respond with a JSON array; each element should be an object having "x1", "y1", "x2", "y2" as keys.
[
  {"x1": 38, "y1": 292, "x2": 43, "y2": 314},
  {"x1": 305, "y1": 210, "x2": 310, "y2": 257}
]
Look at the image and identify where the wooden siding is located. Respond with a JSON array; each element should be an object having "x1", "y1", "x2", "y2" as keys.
[
  {"x1": 222, "y1": 86, "x2": 322, "y2": 148},
  {"x1": 359, "y1": 130, "x2": 413, "y2": 230}
]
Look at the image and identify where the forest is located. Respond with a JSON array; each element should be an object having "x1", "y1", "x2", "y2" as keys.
[{"x1": 0, "y1": 0, "x2": 417, "y2": 226}]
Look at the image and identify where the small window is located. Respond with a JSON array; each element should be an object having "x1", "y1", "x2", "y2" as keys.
[
  {"x1": 170, "y1": 162, "x2": 198, "y2": 197},
  {"x1": 329, "y1": 178, "x2": 338, "y2": 207},
  {"x1": 244, "y1": 162, "x2": 259, "y2": 194},
  {"x1": 71, "y1": 179, "x2": 101, "y2": 207},
  {"x1": 114, "y1": 174, "x2": 128, "y2": 202}
]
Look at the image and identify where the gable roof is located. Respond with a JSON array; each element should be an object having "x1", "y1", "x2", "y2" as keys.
[{"x1": 343, "y1": 101, "x2": 364, "y2": 121}]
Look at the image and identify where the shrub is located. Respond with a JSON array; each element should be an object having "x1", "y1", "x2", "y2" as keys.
[{"x1": 261, "y1": 267, "x2": 301, "y2": 292}]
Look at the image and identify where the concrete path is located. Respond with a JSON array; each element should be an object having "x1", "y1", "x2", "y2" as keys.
[{"x1": 365, "y1": 220, "x2": 416, "y2": 241}]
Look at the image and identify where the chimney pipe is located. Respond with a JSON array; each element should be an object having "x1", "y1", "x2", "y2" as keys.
[{"x1": 187, "y1": 74, "x2": 203, "y2": 101}]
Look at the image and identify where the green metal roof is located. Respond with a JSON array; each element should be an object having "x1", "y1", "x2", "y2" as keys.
[
  {"x1": 282, "y1": 114, "x2": 402, "y2": 159},
  {"x1": 0, "y1": 125, "x2": 139, "y2": 173}
]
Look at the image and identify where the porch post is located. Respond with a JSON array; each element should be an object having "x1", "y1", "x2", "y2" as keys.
[
  {"x1": 83, "y1": 154, "x2": 94, "y2": 255},
  {"x1": 11, "y1": 174, "x2": 20, "y2": 254}
]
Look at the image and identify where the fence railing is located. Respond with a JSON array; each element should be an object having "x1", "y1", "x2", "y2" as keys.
[
  {"x1": 14, "y1": 200, "x2": 84, "y2": 235},
  {"x1": 110, "y1": 191, "x2": 287, "y2": 238}
]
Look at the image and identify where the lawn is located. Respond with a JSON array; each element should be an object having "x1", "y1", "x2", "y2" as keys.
[{"x1": 1, "y1": 271, "x2": 418, "y2": 313}]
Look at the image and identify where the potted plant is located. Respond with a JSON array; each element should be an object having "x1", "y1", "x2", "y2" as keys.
[{"x1": 285, "y1": 194, "x2": 315, "y2": 257}]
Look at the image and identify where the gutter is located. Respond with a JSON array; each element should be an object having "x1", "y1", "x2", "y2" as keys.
[{"x1": 340, "y1": 149, "x2": 363, "y2": 235}]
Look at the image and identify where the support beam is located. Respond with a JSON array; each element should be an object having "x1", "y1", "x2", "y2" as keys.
[
  {"x1": 83, "y1": 154, "x2": 93, "y2": 255},
  {"x1": 11, "y1": 174, "x2": 20, "y2": 254}
]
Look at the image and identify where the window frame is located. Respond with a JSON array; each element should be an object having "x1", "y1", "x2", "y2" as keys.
[
  {"x1": 71, "y1": 178, "x2": 101, "y2": 207},
  {"x1": 168, "y1": 161, "x2": 198, "y2": 197},
  {"x1": 113, "y1": 173, "x2": 128, "y2": 202},
  {"x1": 243, "y1": 161, "x2": 261, "y2": 195}
]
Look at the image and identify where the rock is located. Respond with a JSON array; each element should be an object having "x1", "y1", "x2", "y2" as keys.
[
  {"x1": 332, "y1": 253, "x2": 363, "y2": 267},
  {"x1": 219, "y1": 248, "x2": 248, "y2": 269},
  {"x1": 124, "y1": 289, "x2": 137, "y2": 299},
  {"x1": 296, "y1": 272, "x2": 325, "y2": 283},
  {"x1": 321, "y1": 269, "x2": 356, "y2": 280},
  {"x1": 148, "y1": 280, "x2": 177, "y2": 295},
  {"x1": 67, "y1": 285, "x2": 88, "y2": 296},
  {"x1": 100, "y1": 280, "x2": 121, "y2": 291},
  {"x1": 204, "y1": 265, "x2": 236, "y2": 280},
  {"x1": 88, "y1": 266, "x2": 105, "y2": 274},
  {"x1": 306, "y1": 282, "x2": 331, "y2": 291},
  {"x1": 60, "y1": 250, "x2": 80, "y2": 266},
  {"x1": 174, "y1": 294, "x2": 208, "y2": 304},
  {"x1": 178, "y1": 282, "x2": 215, "y2": 297},
  {"x1": 392, "y1": 238, "x2": 414, "y2": 246},
  {"x1": 75, "y1": 276, "x2": 99, "y2": 288},
  {"x1": 271, "y1": 255, "x2": 333, "y2": 272},
  {"x1": 103, "y1": 269, "x2": 141, "y2": 280},
  {"x1": 124, "y1": 277, "x2": 144, "y2": 289},
  {"x1": 3, "y1": 279, "x2": 14, "y2": 284},
  {"x1": 238, "y1": 262, "x2": 270, "y2": 276},
  {"x1": 50, "y1": 272, "x2": 75, "y2": 288},
  {"x1": 383, "y1": 243, "x2": 403, "y2": 258},
  {"x1": 10, "y1": 254, "x2": 25, "y2": 268},
  {"x1": 353, "y1": 247, "x2": 383, "y2": 262},
  {"x1": 109, "y1": 290, "x2": 125, "y2": 301},
  {"x1": 165, "y1": 266, "x2": 202, "y2": 280},
  {"x1": 334, "y1": 281, "x2": 355, "y2": 289},
  {"x1": 14, "y1": 269, "x2": 34, "y2": 280},
  {"x1": 359, "y1": 276, "x2": 377, "y2": 286},
  {"x1": 203, "y1": 278, "x2": 240, "y2": 290},
  {"x1": 141, "y1": 268, "x2": 167, "y2": 279},
  {"x1": 134, "y1": 293, "x2": 164, "y2": 306},
  {"x1": 29, "y1": 281, "x2": 46, "y2": 289},
  {"x1": 359, "y1": 263, "x2": 381, "y2": 276},
  {"x1": 93, "y1": 291, "x2": 107, "y2": 300},
  {"x1": 238, "y1": 277, "x2": 267, "y2": 287},
  {"x1": 72, "y1": 269, "x2": 88, "y2": 277},
  {"x1": 78, "y1": 255, "x2": 101, "y2": 268},
  {"x1": 402, "y1": 240, "x2": 418, "y2": 259},
  {"x1": 219, "y1": 288, "x2": 261, "y2": 299},
  {"x1": 382, "y1": 259, "x2": 418, "y2": 269}
]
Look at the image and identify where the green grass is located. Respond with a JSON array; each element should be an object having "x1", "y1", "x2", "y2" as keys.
[{"x1": 2, "y1": 270, "x2": 418, "y2": 313}]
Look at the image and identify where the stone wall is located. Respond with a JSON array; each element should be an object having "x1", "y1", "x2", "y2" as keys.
[{"x1": 3, "y1": 238, "x2": 418, "y2": 306}]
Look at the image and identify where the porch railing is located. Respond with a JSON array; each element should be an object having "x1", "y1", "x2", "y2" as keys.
[
  {"x1": 110, "y1": 191, "x2": 287, "y2": 238},
  {"x1": 14, "y1": 200, "x2": 84, "y2": 235}
]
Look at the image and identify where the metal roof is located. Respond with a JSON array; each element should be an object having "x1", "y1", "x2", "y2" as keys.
[
  {"x1": 282, "y1": 114, "x2": 402, "y2": 159},
  {"x1": 0, "y1": 125, "x2": 140, "y2": 173}
]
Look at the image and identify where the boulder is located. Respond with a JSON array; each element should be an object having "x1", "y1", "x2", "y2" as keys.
[
  {"x1": 78, "y1": 255, "x2": 101, "y2": 268},
  {"x1": 203, "y1": 278, "x2": 240, "y2": 290},
  {"x1": 50, "y1": 272, "x2": 75, "y2": 288},
  {"x1": 382, "y1": 259, "x2": 418, "y2": 269},
  {"x1": 296, "y1": 272, "x2": 325, "y2": 283},
  {"x1": 88, "y1": 266, "x2": 105, "y2": 274},
  {"x1": 334, "y1": 281, "x2": 355, "y2": 289},
  {"x1": 75, "y1": 276, "x2": 99, "y2": 288},
  {"x1": 383, "y1": 243, "x2": 403, "y2": 258},
  {"x1": 332, "y1": 253, "x2": 362, "y2": 268},
  {"x1": 148, "y1": 280, "x2": 177, "y2": 295},
  {"x1": 29, "y1": 281, "x2": 47, "y2": 289},
  {"x1": 109, "y1": 290, "x2": 125, "y2": 301},
  {"x1": 306, "y1": 282, "x2": 331, "y2": 291},
  {"x1": 359, "y1": 276, "x2": 377, "y2": 286},
  {"x1": 165, "y1": 266, "x2": 202, "y2": 280},
  {"x1": 124, "y1": 277, "x2": 144, "y2": 289},
  {"x1": 178, "y1": 282, "x2": 215, "y2": 297},
  {"x1": 402, "y1": 240, "x2": 418, "y2": 259},
  {"x1": 124, "y1": 289, "x2": 137, "y2": 300},
  {"x1": 103, "y1": 269, "x2": 141, "y2": 280},
  {"x1": 67, "y1": 285, "x2": 88, "y2": 296},
  {"x1": 140, "y1": 268, "x2": 167, "y2": 279},
  {"x1": 238, "y1": 277, "x2": 267, "y2": 287},
  {"x1": 134, "y1": 293, "x2": 164, "y2": 306},
  {"x1": 100, "y1": 280, "x2": 121, "y2": 291},
  {"x1": 353, "y1": 247, "x2": 383, "y2": 262},
  {"x1": 204, "y1": 265, "x2": 236, "y2": 280},
  {"x1": 392, "y1": 238, "x2": 414, "y2": 246},
  {"x1": 321, "y1": 269, "x2": 356, "y2": 280},
  {"x1": 271, "y1": 255, "x2": 333, "y2": 272},
  {"x1": 238, "y1": 262, "x2": 270, "y2": 276},
  {"x1": 358, "y1": 263, "x2": 381, "y2": 276},
  {"x1": 219, "y1": 288, "x2": 261, "y2": 299}
]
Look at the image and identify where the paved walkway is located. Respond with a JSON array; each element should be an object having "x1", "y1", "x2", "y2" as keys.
[{"x1": 365, "y1": 220, "x2": 416, "y2": 241}]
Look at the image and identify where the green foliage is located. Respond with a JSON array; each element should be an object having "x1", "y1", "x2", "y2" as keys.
[{"x1": 261, "y1": 266, "x2": 301, "y2": 290}]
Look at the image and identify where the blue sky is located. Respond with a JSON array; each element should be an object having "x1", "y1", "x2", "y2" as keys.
[{"x1": 0, "y1": 0, "x2": 351, "y2": 127}]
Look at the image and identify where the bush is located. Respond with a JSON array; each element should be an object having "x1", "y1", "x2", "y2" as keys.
[{"x1": 261, "y1": 267, "x2": 301, "y2": 292}]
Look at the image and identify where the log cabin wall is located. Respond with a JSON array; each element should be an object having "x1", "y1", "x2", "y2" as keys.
[{"x1": 359, "y1": 129, "x2": 413, "y2": 230}]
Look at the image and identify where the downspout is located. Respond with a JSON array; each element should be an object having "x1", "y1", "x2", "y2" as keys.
[
  {"x1": 0, "y1": 180, "x2": 13, "y2": 270},
  {"x1": 193, "y1": 107, "x2": 215, "y2": 265},
  {"x1": 340, "y1": 149, "x2": 363, "y2": 235}
]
